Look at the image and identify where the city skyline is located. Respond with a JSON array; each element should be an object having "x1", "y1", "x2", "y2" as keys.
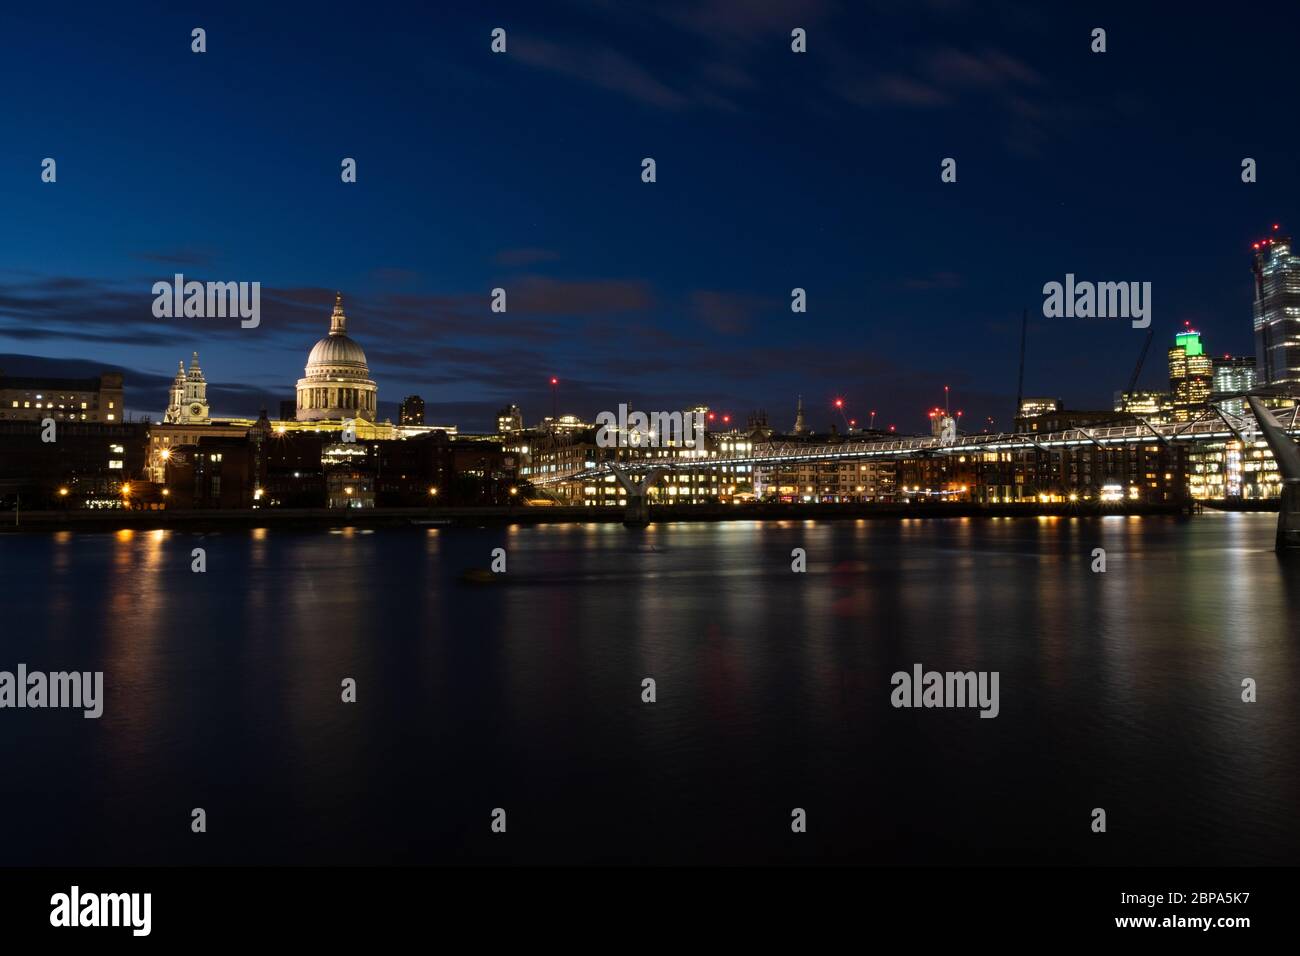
[
  {"x1": 0, "y1": 250, "x2": 1275, "y2": 437},
  {"x1": 2, "y1": 3, "x2": 1295, "y2": 431}
]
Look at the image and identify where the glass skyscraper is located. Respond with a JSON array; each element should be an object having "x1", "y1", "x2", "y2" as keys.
[
  {"x1": 1213, "y1": 355, "x2": 1257, "y2": 416},
  {"x1": 1252, "y1": 230, "x2": 1300, "y2": 387}
]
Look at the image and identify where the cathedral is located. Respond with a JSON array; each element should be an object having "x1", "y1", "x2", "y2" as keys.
[
  {"x1": 164, "y1": 352, "x2": 210, "y2": 424},
  {"x1": 296, "y1": 294, "x2": 378, "y2": 422}
]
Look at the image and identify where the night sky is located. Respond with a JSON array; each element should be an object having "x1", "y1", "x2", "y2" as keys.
[{"x1": 1, "y1": 0, "x2": 1295, "y2": 433}]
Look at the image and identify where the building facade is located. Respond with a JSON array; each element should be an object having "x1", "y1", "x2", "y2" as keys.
[
  {"x1": 0, "y1": 372, "x2": 124, "y2": 423},
  {"x1": 399, "y1": 395, "x2": 425, "y2": 426},
  {"x1": 1252, "y1": 229, "x2": 1300, "y2": 387},
  {"x1": 1115, "y1": 390, "x2": 1173, "y2": 423},
  {"x1": 1168, "y1": 329, "x2": 1213, "y2": 422},
  {"x1": 0, "y1": 420, "x2": 148, "y2": 507},
  {"x1": 1213, "y1": 355, "x2": 1257, "y2": 417},
  {"x1": 496, "y1": 404, "x2": 524, "y2": 434}
]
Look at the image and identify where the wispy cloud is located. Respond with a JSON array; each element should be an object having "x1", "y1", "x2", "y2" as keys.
[{"x1": 512, "y1": 36, "x2": 694, "y2": 110}]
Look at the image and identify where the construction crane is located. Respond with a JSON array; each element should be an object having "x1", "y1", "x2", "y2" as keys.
[
  {"x1": 1015, "y1": 307, "x2": 1027, "y2": 419},
  {"x1": 1125, "y1": 328, "x2": 1155, "y2": 396}
]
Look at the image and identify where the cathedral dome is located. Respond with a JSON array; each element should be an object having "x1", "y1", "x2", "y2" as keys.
[
  {"x1": 306, "y1": 332, "x2": 368, "y2": 371},
  {"x1": 295, "y1": 293, "x2": 379, "y2": 423}
]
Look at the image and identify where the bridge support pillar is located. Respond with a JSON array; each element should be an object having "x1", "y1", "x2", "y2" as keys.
[
  {"x1": 609, "y1": 464, "x2": 663, "y2": 528},
  {"x1": 1278, "y1": 481, "x2": 1300, "y2": 551},
  {"x1": 1247, "y1": 397, "x2": 1300, "y2": 553}
]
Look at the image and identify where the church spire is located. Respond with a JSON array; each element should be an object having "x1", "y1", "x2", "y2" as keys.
[{"x1": 330, "y1": 292, "x2": 347, "y2": 335}]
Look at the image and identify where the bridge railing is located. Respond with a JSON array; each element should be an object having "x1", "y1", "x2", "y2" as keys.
[{"x1": 529, "y1": 406, "x2": 1298, "y2": 482}]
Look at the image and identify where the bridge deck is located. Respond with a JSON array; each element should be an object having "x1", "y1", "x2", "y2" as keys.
[{"x1": 531, "y1": 406, "x2": 1300, "y2": 483}]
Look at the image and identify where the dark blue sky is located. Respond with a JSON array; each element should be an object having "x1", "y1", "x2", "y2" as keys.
[{"x1": 1, "y1": 0, "x2": 1295, "y2": 432}]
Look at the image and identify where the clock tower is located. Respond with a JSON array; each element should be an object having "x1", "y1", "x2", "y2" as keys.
[
  {"x1": 183, "y1": 352, "x2": 210, "y2": 423},
  {"x1": 164, "y1": 352, "x2": 211, "y2": 424}
]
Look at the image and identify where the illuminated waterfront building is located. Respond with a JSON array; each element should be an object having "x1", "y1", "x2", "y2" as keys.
[
  {"x1": 1187, "y1": 437, "x2": 1282, "y2": 500},
  {"x1": 0, "y1": 419, "x2": 148, "y2": 507}
]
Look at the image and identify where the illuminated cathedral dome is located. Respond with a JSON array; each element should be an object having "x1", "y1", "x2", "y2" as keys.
[
  {"x1": 306, "y1": 330, "x2": 368, "y2": 370},
  {"x1": 296, "y1": 293, "x2": 378, "y2": 422}
]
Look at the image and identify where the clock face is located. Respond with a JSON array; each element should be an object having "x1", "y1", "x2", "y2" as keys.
[{"x1": 190, "y1": 404, "x2": 202, "y2": 416}]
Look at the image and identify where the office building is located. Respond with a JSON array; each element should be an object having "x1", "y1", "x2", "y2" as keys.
[
  {"x1": 1213, "y1": 355, "x2": 1257, "y2": 417},
  {"x1": 1251, "y1": 228, "x2": 1300, "y2": 387},
  {"x1": 1169, "y1": 329, "x2": 1214, "y2": 422},
  {"x1": 0, "y1": 372, "x2": 124, "y2": 423},
  {"x1": 496, "y1": 404, "x2": 524, "y2": 434},
  {"x1": 399, "y1": 395, "x2": 425, "y2": 426}
]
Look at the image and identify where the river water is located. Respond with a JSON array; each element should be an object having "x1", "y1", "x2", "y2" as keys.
[{"x1": 2, "y1": 513, "x2": 1297, "y2": 865}]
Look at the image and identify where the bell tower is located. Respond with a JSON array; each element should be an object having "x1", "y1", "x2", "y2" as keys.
[
  {"x1": 164, "y1": 361, "x2": 186, "y2": 423},
  {"x1": 183, "y1": 352, "x2": 210, "y2": 422}
]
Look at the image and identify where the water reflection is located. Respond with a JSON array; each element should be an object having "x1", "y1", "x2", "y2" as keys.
[{"x1": 1, "y1": 513, "x2": 1296, "y2": 865}]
